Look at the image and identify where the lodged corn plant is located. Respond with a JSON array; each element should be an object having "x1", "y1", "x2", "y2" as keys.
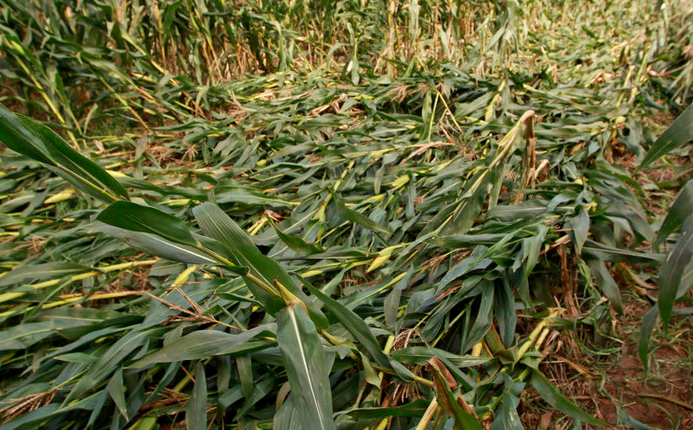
[
  {"x1": 0, "y1": 98, "x2": 611, "y2": 429},
  {"x1": 0, "y1": 0, "x2": 692, "y2": 429}
]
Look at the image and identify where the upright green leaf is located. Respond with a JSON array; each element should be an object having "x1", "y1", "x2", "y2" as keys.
[
  {"x1": 428, "y1": 358, "x2": 482, "y2": 430},
  {"x1": 588, "y1": 259, "x2": 623, "y2": 314},
  {"x1": 640, "y1": 103, "x2": 693, "y2": 169},
  {"x1": 187, "y1": 362, "x2": 208, "y2": 430},
  {"x1": 638, "y1": 306, "x2": 659, "y2": 373},
  {"x1": 653, "y1": 180, "x2": 693, "y2": 248},
  {"x1": 570, "y1": 206, "x2": 590, "y2": 254},
  {"x1": 276, "y1": 305, "x2": 336, "y2": 430},
  {"x1": 658, "y1": 216, "x2": 693, "y2": 328},
  {"x1": 107, "y1": 369, "x2": 128, "y2": 421}
]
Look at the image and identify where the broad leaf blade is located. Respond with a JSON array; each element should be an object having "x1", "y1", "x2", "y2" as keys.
[
  {"x1": 94, "y1": 224, "x2": 217, "y2": 264},
  {"x1": 276, "y1": 305, "x2": 336, "y2": 430},
  {"x1": 131, "y1": 326, "x2": 273, "y2": 368},
  {"x1": 97, "y1": 201, "x2": 198, "y2": 247},
  {"x1": 658, "y1": 215, "x2": 693, "y2": 327},
  {"x1": 640, "y1": 103, "x2": 693, "y2": 170},
  {"x1": 0, "y1": 102, "x2": 128, "y2": 202},
  {"x1": 18, "y1": 114, "x2": 129, "y2": 201},
  {"x1": 192, "y1": 202, "x2": 327, "y2": 327},
  {"x1": 530, "y1": 369, "x2": 609, "y2": 426},
  {"x1": 303, "y1": 280, "x2": 414, "y2": 381},
  {"x1": 653, "y1": 180, "x2": 693, "y2": 248},
  {"x1": 187, "y1": 362, "x2": 207, "y2": 430}
]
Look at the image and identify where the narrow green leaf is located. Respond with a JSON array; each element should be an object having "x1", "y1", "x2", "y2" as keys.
[
  {"x1": 276, "y1": 305, "x2": 336, "y2": 430},
  {"x1": 570, "y1": 206, "x2": 590, "y2": 254},
  {"x1": 332, "y1": 194, "x2": 390, "y2": 234},
  {"x1": 237, "y1": 354, "x2": 254, "y2": 400},
  {"x1": 345, "y1": 399, "x2": 430, "y2": 419},
  {"x1": 97, "y1": 201, "x2": 198, "y2": 247},
  {"x1": 273, "y1": 396, "x2": 302, "y2": 430},
  {"x1": 131, "y1": 325, "x2": 273, "y2": 368},
  {"x1": 303, "y1": 280, "x2": 414, "y2": 381},
  {"x1": 107, "y1": 369, "x2": 129, "y2": 421},
  {"x1": 653, "y1": 180, "x2": 693, "y2": 249},
  {"x1": 93, "y1": 224, "x2": 217, "y2": 265},
  {"x1": 658, "y1": 216, "x2": 693, "y2": 327},
  {"x1": 0, "y1": 262, "x2": 89, "y2": 287},
  {"x1": 530, "y1": 369, "x2": 609, "y2": 426},
  {"x1": 588, "y1": 259, "x2": 623, "y2": 314},
  {"x1": 638, "y1": 306, "x2": 659, "y2": 373},
  {"x1": 272, "y1": 222, "x2": 325, "y2": 255},
  {"x1": 489, "y1": 392, "x2": 523, "y2": 430},
  {"x1": 18, "y1": 114, "x2": 128, "y2": 200},
  {"x1": 429, "y1": 360, "x2": 482, "y2": 430},
  {"x1": 67, "y1": 327, "x2": 163, "y2": 401},
  {"x1": 0, "y1": 320, "x2": 96, "y2": 351},
  {"x1": 187, "y1": 362, "x2": 207, "y2": 430},
  {"x1": 640, "y1": 103, "x2": 693, "y2": 169},
  {"x1": 192, "y1": 202, "x2": 327, "y2": 327},
  {"x1": 0, "y1": 102, "x2": 128, "y2": 202}
]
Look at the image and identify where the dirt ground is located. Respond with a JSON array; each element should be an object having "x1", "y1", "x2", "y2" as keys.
[{"x1": 522, "y1": 295, "x2": 693, "y2": 430}]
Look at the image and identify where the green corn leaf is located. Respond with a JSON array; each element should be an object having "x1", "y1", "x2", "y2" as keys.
[
  {"x1": 273, "y1": 396, "x2": 302, "y2": 430},
  {"x1": 67, "y1": 327, "x2": 164, "y2": 401},
  {"x1": 489, "y1": 391, "x2": 523, "y2": 430},
  {"x1": 0, "y1": 262, "x2": 90, "y2": 287},
  {"x1": 187, "y1": 362, "x2": 207, "y2": 430},
  {"x1": 93, "y1": 224, "x2": 217, "y2": 265},
  {"x1": 428, "y1": 359, "x2": 482, "y2": 430},
  {"x1": 640, "y1": 103, "x2": 693, "y2": 170},
  {"x1": 131, "y1": 325, "x2": 274, "y2": 368},
  {"x1": 0, "y1": 102, "x2": 128, "y2": 202},
  {"x1": 588, "y1": 259, "x2": 623, "y2": 314},
  {"x1": 0, "y1": 404, "x2": 61, "y2": 430},
  {"x1": 276, "y1": 304, "x2": 336, "y2": 430},
  {"x1": 107, "y1": 369, "x2": 129, "y2": 421},
  {"x1": 345, "y1": 399, "x2": 430, "y2": 419},
  {"x1": 530, "y1": 369, "x2": 609, "y2": 426},
  {"x1": 272, "y1": 221, "x2": 325, "y2": 255},
  {"x1": 303, "y1": 280, "x2": 414, "y2": 382},
  {"x1": 332, "y1": 194, "x2": 391, "y2": 235},
  {"x1": 192, "y1": 202, "x2": 327, "y2": 327},
  {"x1": 237, "y1": 354, "x2": 254, "y2": 400},
  {"x1": 97, "y1": 201, "x2": 198, "y2": 247},
  {"x1": 570, "y1": 206, "x2": 590, "y2": 254},
  {"x1": 638, "y1": 306, "x2": 659, "y2": 373},
  {"x1": 653, "y1": 180, "x2": 693, "y2": 249},
  {"x1": 658, "y1": 215, "x2": 693, "y2": 328},
  {"x1": 0, "y1": 320, "x2": 99, "y2": 351}
]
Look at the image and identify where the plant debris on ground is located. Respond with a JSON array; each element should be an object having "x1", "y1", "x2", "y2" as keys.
[{"x1": 0, "y1": 0, "x2": 692, "y2": 429}]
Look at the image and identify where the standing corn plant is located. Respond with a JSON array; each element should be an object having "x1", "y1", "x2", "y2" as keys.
[{"x1": 638, "y1": 103, "x2": 693, "y2": 369}]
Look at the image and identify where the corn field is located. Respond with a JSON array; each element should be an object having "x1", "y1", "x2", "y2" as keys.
[{"x1": 0, "y1": 0, "x2": 692, "y2": 429}]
